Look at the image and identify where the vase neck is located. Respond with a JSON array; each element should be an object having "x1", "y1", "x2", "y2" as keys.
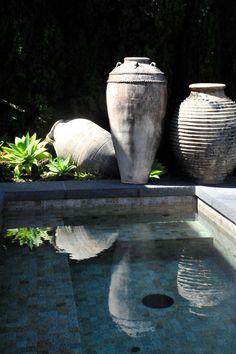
[
  {"x1": 189, "y1": 83, "x2": 226, "y2": 98},
  {"x1": 124, "y1": 57, "x2": 150, "y2": 64}
]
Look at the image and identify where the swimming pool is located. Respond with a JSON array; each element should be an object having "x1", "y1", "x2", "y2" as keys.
[{"x1": 1, "y1": 208, "x2": 236, "y2": 354}]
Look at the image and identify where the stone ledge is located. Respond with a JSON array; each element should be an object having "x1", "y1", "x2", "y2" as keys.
[
  {"x1": 196, "y1": 184, "x2": 236, "y2": 224},
  {"x1": 0, "y1": 179, "x2": 195, "y2": 201},
  {"x1": 1, "y1": 178, "x2": 236, "y2": 225}
]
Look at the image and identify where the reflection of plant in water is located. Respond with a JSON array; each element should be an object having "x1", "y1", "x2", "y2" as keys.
[{"x1": 5, "y1": 227, "x2": 51, "y2": 249}]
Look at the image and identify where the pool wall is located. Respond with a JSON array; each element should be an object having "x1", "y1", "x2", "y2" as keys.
[
  {"x1": 198, "y1": 199, "x2": 236, "y2": 270},
  {"x1": 3, "y1": 196, "x2": 196, "y2": 217},
  {"x1": 0, "y1": 178, "x2": 235, "y2": 224}
]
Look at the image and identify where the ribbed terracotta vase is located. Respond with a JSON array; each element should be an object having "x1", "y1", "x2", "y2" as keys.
[
  {"x1": 106, "y1": 57, "x2": 167, "y2": 184},
  {"x1": 171, "y1": 83, "x2": 236, "y2": 184}
]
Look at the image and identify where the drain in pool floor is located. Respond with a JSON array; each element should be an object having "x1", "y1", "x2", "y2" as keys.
[{"x1": 142, "y1": 294, "x2": 174, "y2": 308}]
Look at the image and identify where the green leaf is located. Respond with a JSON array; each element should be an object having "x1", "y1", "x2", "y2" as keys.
[
  {"x1": 14, "y1": 164, "x2": 22, "y2": 177},
  {"x1": 25, "y1": 162, "x2": 32, "y2": 174},
  {"x1": 30, "y1": 133, "x2": 37, "y2": 143},
  {"x1": 149, "y1": 160, "x2": 166, "y2": 180},
  {"x1": 1, "y1": 146, "x2": 13, "y2": 154}
]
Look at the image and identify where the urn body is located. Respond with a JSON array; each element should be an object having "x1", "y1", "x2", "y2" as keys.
[
  {"x1": 171, "y1": 84, "x2": 236, "y2": 184},
  {"x1": 47, "y1": 118, "x2": 118, "y2": 177},
  {"x1": 106, "y1": 57, "x2": 167, "y2": 184}
]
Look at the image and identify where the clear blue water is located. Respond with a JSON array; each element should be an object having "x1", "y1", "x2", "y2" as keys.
[{"x1": 1, "y1": 213, "x2": 236, "y2": 353}]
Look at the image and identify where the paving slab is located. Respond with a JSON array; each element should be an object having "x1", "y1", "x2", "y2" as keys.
[
  {"x1": 0, "y1": 181, "x2": 66, "y2": 201},
  {"x1": 196, "y1": 181, "x2": 236, "y2": 224},
  {"x1": 0, "y1": 179, "x2": 196, "y2": 201}
]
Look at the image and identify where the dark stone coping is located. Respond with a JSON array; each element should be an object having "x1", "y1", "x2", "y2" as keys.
[
  {"x1": 0, "y1": 177, "x2": 235, "y2": 224},
  {"x1": 0, "y1": 179, "x2": 195, "y2": 201}
]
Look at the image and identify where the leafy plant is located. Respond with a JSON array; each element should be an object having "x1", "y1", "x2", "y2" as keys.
[
  {"x1": 74, "y1": 170, "x2": 97, "y2": 180},
  {"x1": 45, "y1": 156, "x2": 76, "y2": 177},
  {"x1": 149, "y1": 160, "x2": 166, "y2": 180},
  {"x1": 5, "y1": 227, "x2": 51, "y2": 249},
  {"x1": 0, "y1": 132, "x2": 51, "y2": 180}
]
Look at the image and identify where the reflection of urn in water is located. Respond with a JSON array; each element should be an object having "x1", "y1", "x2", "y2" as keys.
[
  {"x1": 108, "y1": 225, "x2": 163, "y2": 337},
  {"x1": 53, "y1": 225, "x2": 118, "y2": 261},
  {"x1": 108, "y1": 246, "x2": 154, "y2": 337},
  {"x1": 177, "y1": 245, "x2": 233, "y2": 316}
]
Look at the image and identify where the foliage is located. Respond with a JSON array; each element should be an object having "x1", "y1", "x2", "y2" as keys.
[
  {"x1": 44, "y1": 156, "x2": 76, "y2": 177},
  {"x1": 1, "y1": 1, "x2": 236, "y2": 172},
  {"x1": 0, "y1": 133, "x2": 99, "y2": 181},
  {"x1": 5, "y1": 227, "x2": 51, "y2": 249},
  {"x1": 149, "y1": 160, "x2": 166, "y2": 180},
  {"x1": 74, "y1": 171, "x2": 97, "y2": 180},
  {"x1": 43, "y1": 156, "x2": 97, "y2": 180},
  {"x1": 0, "y1": 132, "x2": 51, "y2": 180}
]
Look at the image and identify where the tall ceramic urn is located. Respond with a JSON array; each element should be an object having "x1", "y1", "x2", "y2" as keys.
[
  {"x1": 171, "y1": 83, "x2": 236, "y2": 184},
  {"x1": 106, "y1": 57, "x2": 167, "y2": 184}
]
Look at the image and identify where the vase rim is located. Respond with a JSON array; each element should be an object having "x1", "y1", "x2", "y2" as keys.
[
  {"x1": 124, "y1": 57, "x2": 150, "y2": 63},
  {"x1": 189, "y1": 83, "x2": 226, "y2": 90}
]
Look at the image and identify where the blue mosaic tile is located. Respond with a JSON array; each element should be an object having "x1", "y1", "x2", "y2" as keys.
[
  {"x1": 1, "y1": 214, "x2": 236, "y2": 353},
  {"x1": 0, "y1": 243, "x2": 81, "y2": 354}
]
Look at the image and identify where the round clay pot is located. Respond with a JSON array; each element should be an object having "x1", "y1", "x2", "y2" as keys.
[
  {"x1": 170, "y1": 83, "x2": 236, "y2": 184},
  {"x1": 47, "y1": 118, "x2": 119, "y2": 177},
  {"x1": 106, "y1": 57, "x2": 167, "y2": 184}
]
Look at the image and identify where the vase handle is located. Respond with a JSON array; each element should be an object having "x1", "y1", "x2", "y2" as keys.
[
  {"x1": 150, "y1": 62, "x2": 156, "y2": 67},
  {"x1": 116, "y1": 62, "x2": 122, "y2": 67}
]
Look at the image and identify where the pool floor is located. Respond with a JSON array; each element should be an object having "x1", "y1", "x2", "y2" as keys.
[{"x1": 1, "y1": 214, "x2": 236, "y2": 353}]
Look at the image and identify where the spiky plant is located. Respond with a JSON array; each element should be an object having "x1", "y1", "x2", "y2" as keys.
[
  {"x1": 46, "y1": 156, "x2": 76, "y2": 177},
  {"x1": 1, "y1": 132, "x2": 51, "y2": 179}
]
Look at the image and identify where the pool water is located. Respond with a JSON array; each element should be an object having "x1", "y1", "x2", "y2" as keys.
[{"x1": 1, "y1": 213, "x2": 236, "y2": 354}]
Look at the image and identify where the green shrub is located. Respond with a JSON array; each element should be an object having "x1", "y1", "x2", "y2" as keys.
[{"x1": 0, "y1": 132, "x2": 51, "y2": 180}]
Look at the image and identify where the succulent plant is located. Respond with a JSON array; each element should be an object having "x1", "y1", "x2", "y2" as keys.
[{"x1": 1, "y1": 132, "x2": 51, "y2": 179}]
